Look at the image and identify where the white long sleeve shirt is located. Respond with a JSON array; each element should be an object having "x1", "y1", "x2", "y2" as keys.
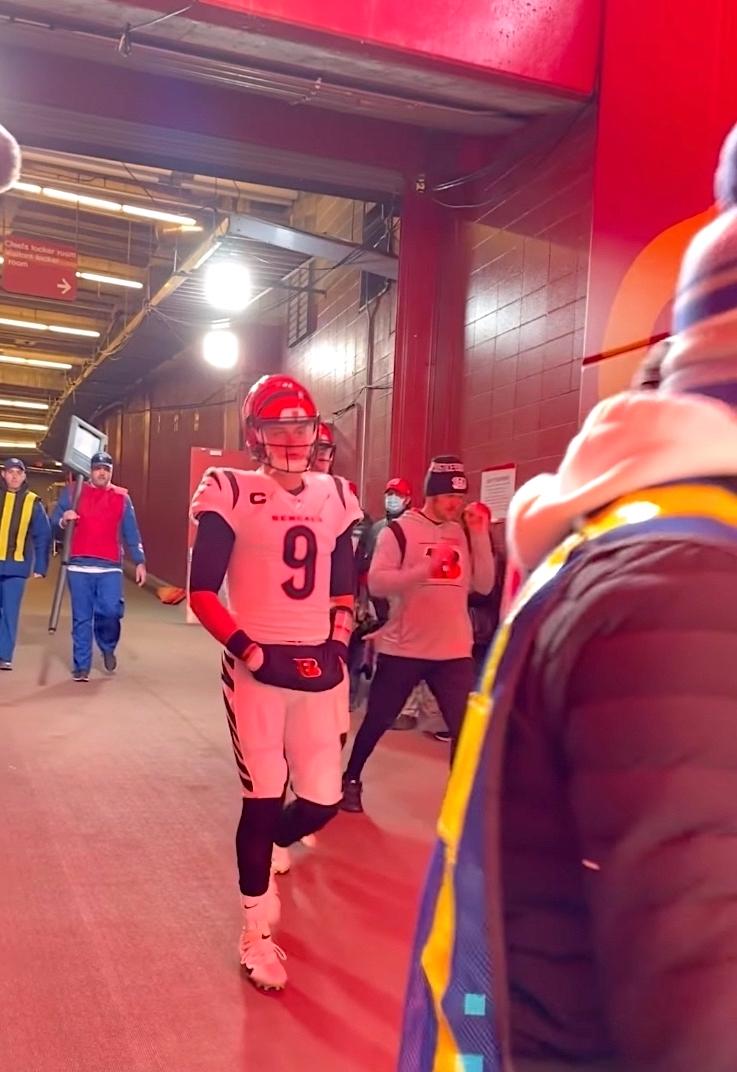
[{"x1": 368, "y1": 509, "x2": 495, "y2": 660}]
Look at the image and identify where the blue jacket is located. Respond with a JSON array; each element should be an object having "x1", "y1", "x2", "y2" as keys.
[{"x1": 0, "y1": 488, "x2": 51, "y2": 579}]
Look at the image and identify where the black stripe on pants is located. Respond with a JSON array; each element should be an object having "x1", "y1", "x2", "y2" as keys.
[{"x1": 344, "y1": 653, "x2": 475, "y2": 781}]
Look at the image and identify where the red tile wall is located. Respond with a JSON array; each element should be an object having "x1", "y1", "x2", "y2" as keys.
[
  {"x1": 282, "y1": 194, "x2": 396, "y2": 519},
  {"x1": 461, "y1": 110, "x2": 595, "y2": 493}
]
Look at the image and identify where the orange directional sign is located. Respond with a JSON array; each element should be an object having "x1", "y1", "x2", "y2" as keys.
[{"x1": 2, "y1": 234, "x2": 78, "y2": 302}]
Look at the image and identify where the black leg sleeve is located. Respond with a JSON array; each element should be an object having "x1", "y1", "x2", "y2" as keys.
[{"x1": 236, "y1": 797, "x2": 282, "y2": 897}]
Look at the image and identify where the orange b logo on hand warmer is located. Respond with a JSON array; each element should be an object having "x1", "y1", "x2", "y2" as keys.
[{"x1": 293, "y1": 657, "x2": 322, "y2": 679}]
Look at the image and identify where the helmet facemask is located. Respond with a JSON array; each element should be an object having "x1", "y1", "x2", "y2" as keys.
[{"x1": 250, "y1": 415, "x2": 319, "y2": 473}]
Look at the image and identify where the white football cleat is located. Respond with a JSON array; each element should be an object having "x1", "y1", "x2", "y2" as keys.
[
  {"x1": 242, "y1": 878, "x2": 280, "y2": 931},
  {"x1": 239, "y1": 897, "x2": 287, "y2": 991},
  {"x1": 271, "y1": 844, "x2": 291, "y2": 875}
]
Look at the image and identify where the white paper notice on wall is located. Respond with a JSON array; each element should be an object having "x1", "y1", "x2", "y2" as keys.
[{"x1": 480, "y1": 463, "x2": 517, "y2": 521}]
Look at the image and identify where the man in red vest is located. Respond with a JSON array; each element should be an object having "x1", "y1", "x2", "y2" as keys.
[{"x1": 52, "y1": 452, "x2": 146, "y2": 681}]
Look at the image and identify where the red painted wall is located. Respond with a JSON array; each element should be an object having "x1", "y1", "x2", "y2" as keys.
[
  {"x1": 461, "y1": 111, "x2": 595, "y2": 492},
  {"x1": 585, "y1": 0, "x2": 737, "y2": 399},
  {"x1": 281, "y1": 195, "x2": 396, "y2": 520},
  {"x1": 198, "y1": 0, "x2": 601, "y2": 97}
]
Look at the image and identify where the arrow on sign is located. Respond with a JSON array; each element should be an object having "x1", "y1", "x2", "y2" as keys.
[{"x1": 57, "y1": 278, "x2": 72, "y2": 296}]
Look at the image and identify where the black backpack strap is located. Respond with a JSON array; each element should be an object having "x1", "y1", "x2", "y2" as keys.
[
  {"x1": 387, "y1": 520, "x2": 407, "y2": 565},
  {"x1": 331, "y1": 475, "x2": 346, "y2": 508}
]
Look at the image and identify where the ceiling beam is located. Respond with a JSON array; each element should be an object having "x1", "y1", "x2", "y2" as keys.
[{"x1": 227, "y1": 214, "x2": 398, "y2": 280}]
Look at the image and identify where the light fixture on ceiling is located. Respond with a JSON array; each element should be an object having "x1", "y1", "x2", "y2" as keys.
[
  {"x1": 42, "y1": 187, "x2": 122, "y2": 212},
  {"x1": 77, "y1": 271, "x2": 143, "y2": 289},
  {"x1": 0, "y1": 420, "x2": 48, "y2": 432},
  {"x1": 48, "y1": 325, "x2": 100, "y2": 338},
  {"x1": 0, "y1": 354, "x2": 73, "y2": 370},
  {"x1": 202, "y1": 326, "x2": 239, "y2": 370},
  {"x1": 0, "y1": 439, "x2": 38, "y2": 449},
  {"x1": 12, "y1": 181, "x2": 198, "y2": 227},
  {"x1": 204, "y1": 260, "x2": 252, "y2": 313},
  {"x1": 0, "y1": 398, "x2": 49, "y2": 411},
  {"x1": 0, "y1": 316, "x2": 100, "y2": 338},
  {"x1": 0, "y1": 256, "x2": 143, "y2": 290},
  {"x1": 122, "y1": 204, "x2": 196, "y2": 226}
]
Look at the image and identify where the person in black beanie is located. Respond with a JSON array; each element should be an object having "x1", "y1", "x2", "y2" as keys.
[{"x1": 340, "y1": 454, "x2": 495, "y2": 813}]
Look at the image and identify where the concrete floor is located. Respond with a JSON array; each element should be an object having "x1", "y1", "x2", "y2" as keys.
[{"x1": 0, "y1": 572, "x2": 447, "y2": 1072}]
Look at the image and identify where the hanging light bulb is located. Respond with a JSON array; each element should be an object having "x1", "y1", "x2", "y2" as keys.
[
  {"x1": 203, "y1": 260, "x2": 252, "y2": 313},
  {"x1": 202, "y1": 327, "x2": 239, "y2": 370}
]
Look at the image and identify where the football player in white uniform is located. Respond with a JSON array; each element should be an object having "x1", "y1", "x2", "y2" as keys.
[
  {"x1": 270, "y1": 420, "x2": 361, "y2": 871},
  {"x1": 189, "y1": 374, "x2": 361, "y2": 991}
]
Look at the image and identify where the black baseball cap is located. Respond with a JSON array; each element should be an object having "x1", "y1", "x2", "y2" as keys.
[
  {"x1": 3, "y1": 457, "x2": 26, "y2": 472},
  {"x1": 90, "y1": 451, "x2": 113, "y2": 470}
]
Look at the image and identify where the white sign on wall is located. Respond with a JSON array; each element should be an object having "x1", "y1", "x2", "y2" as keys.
[{"x1": 480, "y1": 462, "x2": 517, "y2": 521}]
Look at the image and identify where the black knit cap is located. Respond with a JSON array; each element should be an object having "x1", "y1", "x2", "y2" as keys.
[{"x1": 424, "y1": 454, "x2": 468, "y2": 497}]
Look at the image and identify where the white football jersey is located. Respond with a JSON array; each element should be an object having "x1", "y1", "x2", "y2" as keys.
[{"x1": 191, "y1": 468, "x2": 361, "y2": 645}]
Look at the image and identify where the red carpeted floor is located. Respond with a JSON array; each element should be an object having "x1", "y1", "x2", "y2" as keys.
[{"x1": 0, "y1": 574, "x2": 447, "y2": 1072}]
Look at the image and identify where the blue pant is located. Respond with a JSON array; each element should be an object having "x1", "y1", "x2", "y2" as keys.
[
  {"x1": 0, "y1": 575, "x2": 26, "y2": 663},
  {"x1": 67, "y1": 570, "x2": 124, "y2": 672}
]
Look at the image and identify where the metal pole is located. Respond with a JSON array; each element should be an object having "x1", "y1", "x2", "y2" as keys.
[{"x1": 48, "y1": 473, "x2": 85, "y2": 634}]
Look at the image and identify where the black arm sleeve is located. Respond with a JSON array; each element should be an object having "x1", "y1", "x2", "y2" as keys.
[
  {"x1": 190, "y1": 512, "x2": 235, "y2": 593},
  {"x1": 330, "y1": 526, "x2": 356, "y2": 597}
]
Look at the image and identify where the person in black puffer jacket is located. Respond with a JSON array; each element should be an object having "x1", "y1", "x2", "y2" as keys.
[{"x1": 400, "y1": 121, "x2": 737, "y2": 1072}]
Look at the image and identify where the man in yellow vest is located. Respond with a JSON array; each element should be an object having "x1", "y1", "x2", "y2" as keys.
[{"x1": 0, "y1": 458, "x2": 51, "y2": 670}]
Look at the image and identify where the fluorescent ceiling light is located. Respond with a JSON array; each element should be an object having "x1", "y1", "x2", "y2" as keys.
[
  {"x1": 0, "y1": 398, "x2": 49, "y2": 411},
  {"x1": 0, "y1": 257, "x2": 141, "y2": 291},
  {"x1": 11, "y1": 181, "x2": 198, "y2": 227},
  {"x1": 122, "y1": 204, "x2": 196, "y2": 226},
  {"x1": 0, "y1": 354, "x2": 72, "y2": 370},
  {"x1": 0, "y1": 317, "x2": 47, "y2": 331},
  {"x1": 48, "y1": 324, "x2": 100, "y2": 338},
  {"x1": 0, "y1": 316, "x2": 100, "y2": 338},
  {"x1": 42, "y1": 187, "x2": 123, "y2": 212},
  {"x1": 0, "y1": 439, "x2": 37, "y2": 449},
  {"x1": 77, "y1": 271, "x2": 143, "y2": 289},
  {"x1": 0, "y1": 420, "x2": 48, "y2": 431}
]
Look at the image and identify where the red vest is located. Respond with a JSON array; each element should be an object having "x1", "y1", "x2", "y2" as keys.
[{"x1": 70, "y1": 483, "x2": 127, "y2": 561}]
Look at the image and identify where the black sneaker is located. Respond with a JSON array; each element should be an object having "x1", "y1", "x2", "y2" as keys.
[
  {"x1": 73, "y1": 669, "x2": 89, "y2": 683},
  {"x1": 103, "y1": 651, "x2": 117, "y2": 674},
  {"x1": 340, "y1": 776, "x2": 364, "y2": 814}
]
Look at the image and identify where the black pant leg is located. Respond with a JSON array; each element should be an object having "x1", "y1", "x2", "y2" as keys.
[
  {"x1": 344, "y1": 654, "x2": 425, "y2": 780},
  {"x1": 425, "y1": 657, "x2": 476, "y2": 763}
]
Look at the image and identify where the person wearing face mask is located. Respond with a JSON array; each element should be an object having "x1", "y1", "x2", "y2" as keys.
[
  {"x1": 360, "y1": 477, "x2": 412, "y2": 627},
  {"x1": 340, "y1": 455, "x2": 495, "y2": 813},
  {"x1": 51, "y1": 452, "x2": 146, "y2": 682}
]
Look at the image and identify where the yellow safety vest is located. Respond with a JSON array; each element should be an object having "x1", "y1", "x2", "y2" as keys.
[{"x1": 0, "y1": 487, "x2": 38, "y2": 563}]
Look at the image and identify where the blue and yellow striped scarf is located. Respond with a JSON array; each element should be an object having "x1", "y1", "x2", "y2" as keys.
[{"x1": 399, "y1": 483, "x2": 737, "y2": 1072}]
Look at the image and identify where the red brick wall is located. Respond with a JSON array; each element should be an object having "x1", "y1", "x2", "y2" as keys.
[
  {"x1": 282, "y1": 194, "x2": 396, "y2": 519},
  {"x1": 461, "y1": 111, "x2": 595, "y2": 493}
]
